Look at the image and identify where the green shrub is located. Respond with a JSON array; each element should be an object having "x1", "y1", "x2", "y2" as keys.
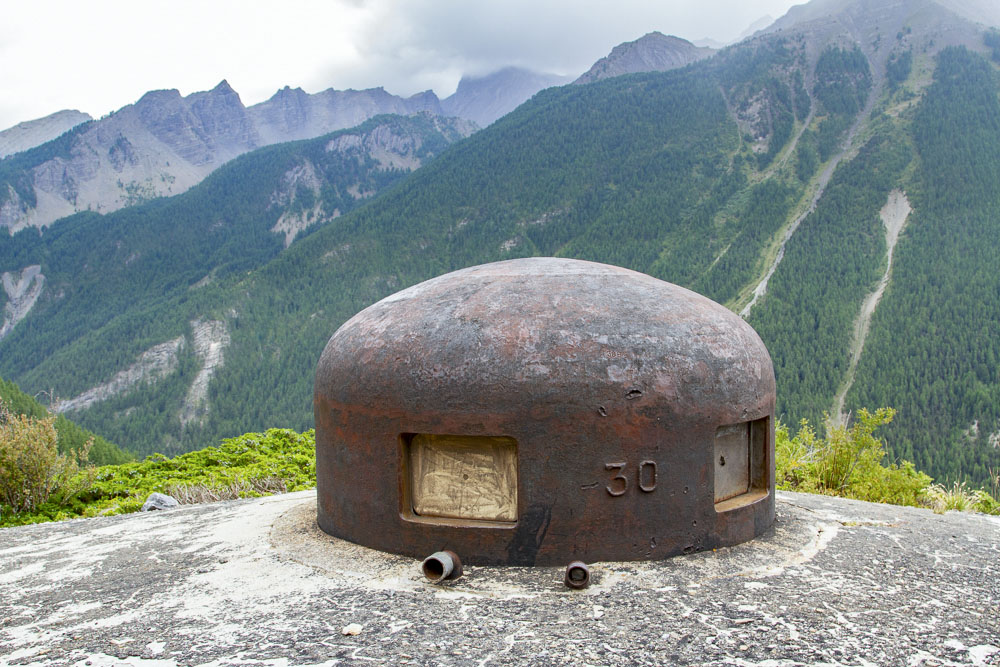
[
  {"x1": 1, "y1": 427, "x2": 316, "y2": 527},
  {"x1": 777, "y1": 408, "x2": 999, "y2": 513},
  {"x1": 925, "y1": 477, "x2": 1000, "y2": 515},
  {"x1": 776, "y1": 408, "x2": 932, "y2": 506},
  {"x1": 0, "y1": 400, "x2": 95, "y2": 515}
]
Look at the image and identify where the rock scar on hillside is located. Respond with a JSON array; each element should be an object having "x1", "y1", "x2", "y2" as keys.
[
  {"x1": 52, "y1": 336, "x2": 185, "y2": 413},
  {"x1": 832, "y1": 189, "x2": 911, "y2": 425},
  {"x1": 741, "y1": 50, "x2": 885, "y2": 319},
  {"x1": 0, "y1": 265, "x2": 44, "y2": 342},
  {"x1": 51, "y1": 319, "x2": 229, "y2": 422},
  {"x1": 179, "y1": 319, "x2": 230, "y2": 427}
]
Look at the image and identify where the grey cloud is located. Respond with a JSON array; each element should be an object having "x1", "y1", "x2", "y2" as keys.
[{"x1": 311, "y1": 0, "x2": 793, "y2": 98}]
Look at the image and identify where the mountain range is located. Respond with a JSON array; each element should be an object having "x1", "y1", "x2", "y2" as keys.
[
  {"x1": 0, "y1": 67, "x2": 570, "y2": 233},
  {"x1": 2, "y1": 0, "x2": 999, "y2": 488},
  {"x1": 0, "y1": 31, "x2": 718, "y2": 236}
]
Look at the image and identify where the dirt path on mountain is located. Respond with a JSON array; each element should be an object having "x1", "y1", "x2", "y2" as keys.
[{"x1": 830, "y1": 189, "x2": 911, "y2": 426}]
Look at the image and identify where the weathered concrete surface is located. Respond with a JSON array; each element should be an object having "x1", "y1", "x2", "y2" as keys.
[{"x1": 1, "y1": 490, "x2": 997, "y2": 666}]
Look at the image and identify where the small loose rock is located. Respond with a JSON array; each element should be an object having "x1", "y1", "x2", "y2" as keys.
[
  {"x1": 141, "y1": 492, "x2": 179, "y2": 512},
  {"x1": 341, "y1": 623, "x2": 363, "y2": 636}
]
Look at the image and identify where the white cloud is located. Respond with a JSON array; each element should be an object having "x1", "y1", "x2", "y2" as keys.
[{"x1": 0, "y1": 0, "x2": 798, "y2": 130}]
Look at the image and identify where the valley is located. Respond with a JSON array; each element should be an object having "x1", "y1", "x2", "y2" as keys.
[{"x1": 1, "y1": 0, "x2": 998, "y2": 487}]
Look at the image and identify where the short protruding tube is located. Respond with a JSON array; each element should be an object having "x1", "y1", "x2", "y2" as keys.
[
  {"x1": 421, "y1": 550, "x2": 463, "y2": 583},
  {"x1": 564, "y1": 561, "x2": 590, "y2": 589}
]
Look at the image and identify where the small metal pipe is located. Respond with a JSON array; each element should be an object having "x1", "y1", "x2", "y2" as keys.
[
  {"x1": 421, "y1": 550, "x2": 463, "y2": 583},
  {"x1": 564, "y1": 561, "x2": 590, "y2": 589}
]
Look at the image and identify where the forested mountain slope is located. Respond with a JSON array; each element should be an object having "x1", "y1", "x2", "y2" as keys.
[
  {"x1": 0, "y1": 0, "x2": 996, "y2": 487},
  {"x1": 0, "y1": 114, "x2": 470, "y2": 454},
  {"x1": 847, "y1": 47, "x2": 1000, "y2": 482}
]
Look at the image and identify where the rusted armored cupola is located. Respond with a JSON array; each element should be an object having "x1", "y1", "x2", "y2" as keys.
[{"x1": 314, "y1": 258, "x2": 776, "y2": 566}]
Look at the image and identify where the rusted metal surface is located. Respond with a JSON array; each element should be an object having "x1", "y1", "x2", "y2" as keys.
[
  {"x1": 315, "y1": 257, "x2": 776, "y2": 566},
  {"x1": 421, "y1": 550, "x2": 463, "y2": 583},
  {"x1": 564, "y1": 561, "x2": 591, "y2": 589}
]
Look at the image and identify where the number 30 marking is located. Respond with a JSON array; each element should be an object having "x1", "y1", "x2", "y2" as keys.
[{"x1": 605, "y1": 460, "x2": 657, "y2": 496}]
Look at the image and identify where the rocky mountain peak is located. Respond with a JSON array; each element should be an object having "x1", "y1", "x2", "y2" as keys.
[
  {"x1": 574, "y1": 32, "x2": 714, "y2": 85},
  {"x1": 0, "y1": 110, "x2": 92, "y2": 158},
  {"x1": 134, "y1": 88, "x2": 183, "y2": 109},
  {"x1": 210, "y1": 79, "x2": 237, "y2": 95},
  {"x1": 441, "y1": 67, "x2": 571, "y2": 127},
  {"x1": 405, "y1": 90, "x2": 443, "y2": 111},
  {"x1": 762, "y1": 0, "x2": 991, "y2": 69}
]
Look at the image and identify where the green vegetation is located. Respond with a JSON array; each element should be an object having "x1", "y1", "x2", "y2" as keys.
[
  {"x1": 777, "y1": 409, "x2": 999, "y2": 514},
  {"x1": 3, "y1": 408, "x2": 995, "y2": 530},
  {"x1": 984, "y1": 29, "x2": 1000, "y2": 63},
  {"x1": 0, "y1": 115, "x2": 467, "y2": 455},
  {"x1": 813, "y1": 46, "x2": 871, "y2": 116},
  {"x1": 777, "y1": 408, "x2": 929, "y2": 506},
  {"x1": 887, "y1": 50, "x2": 913, "y2": 88},
  {"x1": 0, "y1": 400, "x2": 95, "y2": 515},
  {"x1": 0, "y1": 114, "x2": 465, "y2": 399},
  {"x1": 0, "y1": 376, "x2": 130, "y2": 465},
  {"x1": 811, "y1": 45, "x2": 872, "y2": 161},
  {"x1": 0, "y1": 426, "x2": 314, "y2": 527},
  {"x1": 1, "y1": 34, "x2": 998, "y2": 492},
  {"x1": 750, "y1": 132, "x2": 912, "y2": 426}
]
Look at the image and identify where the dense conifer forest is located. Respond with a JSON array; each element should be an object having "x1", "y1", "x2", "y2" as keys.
[{"x1": 849, "y1": 48, "x2": 1000, "y2": 483}]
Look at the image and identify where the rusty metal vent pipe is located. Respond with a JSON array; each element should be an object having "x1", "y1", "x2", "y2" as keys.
[{"x1": 315, "y1": 258, "x2": 776, "y2": 566}]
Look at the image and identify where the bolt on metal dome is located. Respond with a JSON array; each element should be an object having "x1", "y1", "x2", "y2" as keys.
[{"x1": 315, "y1": 258, "x2": 775, "y2": 566}]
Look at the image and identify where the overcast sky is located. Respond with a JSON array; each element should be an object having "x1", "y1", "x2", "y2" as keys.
[{"x1": 0, "y1": 0, "x2": 802, "y2": 131}]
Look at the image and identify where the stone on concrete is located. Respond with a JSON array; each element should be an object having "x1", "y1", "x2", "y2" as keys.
[{"x1": 140, "y1": 492, "x2": 179, "y2": 512}]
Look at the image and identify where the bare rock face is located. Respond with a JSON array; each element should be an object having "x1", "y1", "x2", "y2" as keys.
[
  {"x1": 763, "y1": 0, "x2": 990, "y2": 59},
  {"x1": 575, "y1": 32, "x2": 714, "y2": 85},
  {"x1": 0, "y1": 265, "x2": 45, "y2": 342},
  {"x1": 179, "y1": 319, "x2": 230, "y2": 428},
  {"x1": 52, "y1": 336, "x2": 186, "y2": 413},
  {"x1": 0, "y1": 81, "x2": 260, "y2": 234},
  {"x1": 0, "y1": 83, "x2": 449, "y2": 234},
  {"x1": 0, "y1": 64, "x2": 573, "y2": 233},
  {"x1": 249, "y1": 86, "x2": 444, "y2": 146},
  {"x1": 0, "y1": 109, "x2": 92, "y2": 158},
  {"x1": 441, "y1": 67, "x2": 572, "y2": 127},
  {"x1": 132, "y1": 81, "x2": 256, "y2": 167}
]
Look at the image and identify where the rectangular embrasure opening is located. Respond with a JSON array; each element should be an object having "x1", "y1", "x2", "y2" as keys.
[
  {"x1": 402, "y1": 433, "x2": 518, "y2": 524},
  {"x1": 714, "y1": 417, "x2": 769, "y2": 507}
]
